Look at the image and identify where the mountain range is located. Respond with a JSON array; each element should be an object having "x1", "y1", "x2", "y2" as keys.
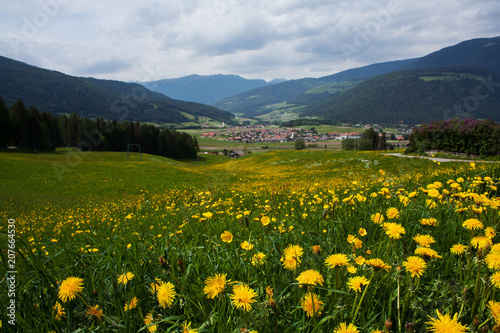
[{"x1": 1, "y1": 36, "x2": 499, "y2": 126}]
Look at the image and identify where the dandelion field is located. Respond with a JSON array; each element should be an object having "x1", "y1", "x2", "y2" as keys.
[{"x1": 1, "y1": 150, "x2": 500, "y2": 332}]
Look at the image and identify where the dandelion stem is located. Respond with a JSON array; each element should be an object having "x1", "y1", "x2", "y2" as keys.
[
  {"x1": 352, "y1": 270, "x2": 374, "y2": 324},
  {"x1": 471, "y1": 260, "x2": 483, "y2": 319}
]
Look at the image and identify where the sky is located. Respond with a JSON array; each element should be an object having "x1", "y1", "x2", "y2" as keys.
[{"x1": 0, "y1": 0, "x2": 499, "y2": 82}]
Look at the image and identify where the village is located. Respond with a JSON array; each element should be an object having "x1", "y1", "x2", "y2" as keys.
[{"x1": 200, "y1": 124, "x2": 409, "y2": 144}]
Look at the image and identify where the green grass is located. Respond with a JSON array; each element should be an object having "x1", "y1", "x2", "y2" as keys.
[{"x1": 1, "y1": 150, "x2": 500, "y2": 332}]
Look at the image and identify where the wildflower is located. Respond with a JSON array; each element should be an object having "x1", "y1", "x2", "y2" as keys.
[
  {"x1": 333, "y1": 322, "x2": 359, "y2": 333},
  {"x1": 230, "y1": 284, "x2": 257, "y2": 311},
  {"x1": 471, "y1": 236, "x2": 492, "y2": 250},
  {"x1": 488, "y1": 300, "x2": 500, "y2": 325},
  {"x1": 415, "y1": 247, "x2": 442, "y2": 259},
  {"x1": 386, "y1": 207, "x2": 400, "y2": 219},
  {"x1": 426, "y1": 310, "x2": 467, "y2": 333},
  {"x1": 58, "y1": 277, "x2": 84, "y2": 302},
  {"x1": 358, "y1": 228, "x2": 367, "y2": 237},
  {"x1": 347, "y1": 276, "x2": 370, "y2": 292},
  {"x1": 261, "y1": 216, "x2": 270, "y2": 226},
  {"x1": 301, "y1": 292, "x2": 323, "y2": 317},
  {"x1": 413, "y1": 234, "x2": 435, "y2": 247},
  {"x1": 347, "y1": 265, "x2": 358, "y2": 274},
  {"x1": 383, "y1": 222, "x2": 406, "y2": 239},
  {"x1": 325, "y1": 253, "x2": 350, "y2": 269},
  {"x1": 450, "y1": 244, "x2": 467, "y2": 255},
  {"x1": 52, "y1": 302, "x2": 65, "y2": 320},
  {"x1": 485, "y1": 227, "x2": 496, "y2": 239},
  {"x1": 202, "y1": 212, "x2": 213, "y2": 219},
  {"x1": 486, "y1": 252, "x2": 500, "y2": 270},
  {"x1": 355, "y1": 256, "x2": 365, "y2": 265},
  {"x1": 221, "y1": 231, "x2": 233, "y2": 243},
  {"x1": 354, "y1": 238, "x2": 363, "y2": 249},
  {"x1": 311, "y1": 245, "x2": 321, "y2": 254},
  {"x1": 86, "y1": 305, "x2": 104, "y2": 319},
  {"x1": 181, "y1": 321, "x2": 198, "y2": 333},
  {"x1": 371, "y1": 212, "x2": 385, "y2": 224},
  {"x1": 240, "y1": 241, "x2": 254, "y2": 250},
  {"x1": 420, "y1": 217, "x2": 438, "y2": 227},
  {"x1": 347, "y1": 234, "x2": 356, "y2": 243},
  {"x1": 117, "y1": 272, "x2": 134, "y2": 285},
  {"x1": 150, "y1": 278, "x2": 165, "y2": 294},
  {"x1": 492, "y1": 244, "x2": 500, "y2": 254},
  {"x1": 281, "y1": 254, "x2": 300, "y2": 270},
  {"x1": 403, "y1": 256, "x2": 427, "y2": 278},
  {"x1": 365, "y1": 258, "x2": 392, "y2": 271},
  {"x1": 491, "y1": 271, "x2": 500, "y2": 288},
  {"x1": 296, "y1": 269, "x2": 325, "y2": 287},
  {"x1": 266, "y1": 286, "x2": 274, "y2": 298},
  {"x1": 251, "y1": 252, "x2": 266, "y2": 266},
  {"x1": 203, "y1": 273, "x2": 227, "y2": 299},
  {"x1": 463, "y1": 218, "x2": 483, "y2": 230},
  {"x1": 157, "y1": 282, "x2": 176, "y2": 308},
  {"x1": 427, "y1": 189, "x2": 440, "y2": 198},
  {"x1": 144, "y1": 312, "x2": 157, "y2": 332},
  {"x1": 124, "y1": 296, "x2": 138, "y2": 311}
]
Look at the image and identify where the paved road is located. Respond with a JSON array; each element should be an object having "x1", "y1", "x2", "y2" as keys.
[{"x1": 389, "y1": 153, "x2": 498, "y2": 163}]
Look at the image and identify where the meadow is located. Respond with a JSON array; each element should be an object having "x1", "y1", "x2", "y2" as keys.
[{"x1": 1, "y1": 149, "x2": 500, "y2": 332}]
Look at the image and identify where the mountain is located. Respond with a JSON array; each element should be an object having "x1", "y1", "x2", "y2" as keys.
[
  {"x1": 212, "y1": 59, "x2": 416, "y2": 117},
  {"x1": 0, "y1": 56, "x2": 235, "y2": 124},
  {"x1": 141, "y1": 74, "x2": 271, "y2": 105},
  {"x1": 404, "y1": 37, "x2": 500, "y2": 76},
  {"x1": 303, "y1": 67, "x2": 500, "y2": 125}
]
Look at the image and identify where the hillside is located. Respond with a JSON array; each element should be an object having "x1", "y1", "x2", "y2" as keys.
[
  {"x1": 404, "y1": 37, "x2": 500, "y2": 76},
  {"x1": 142, "y1": 74, "x2": 271, "y2": 104},
  {"x1": 212, "y1": 59, "x2": 415, "y2": 117},
  {"x1": 303, "y1": 67, "x2": 500, "y2": 125},
  {"x1": 0, "y1": 56, "x2": 235, "y2": 124}
]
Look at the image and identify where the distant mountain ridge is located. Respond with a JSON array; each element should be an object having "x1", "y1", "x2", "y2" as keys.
[
  {"x1": 0, "y1": 56, "x2": 235, "y2": 124},
  {"x1": 141, "y1": 74, "x2": 273, "y2": 105}
]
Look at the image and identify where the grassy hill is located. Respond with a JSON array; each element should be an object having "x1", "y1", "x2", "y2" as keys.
[
  {"x1": 0, "y1": 56, "x2": 235, "y2": 124},
  {"x1": 303, "y1": 67, "x2": 500, "y2": 125}
]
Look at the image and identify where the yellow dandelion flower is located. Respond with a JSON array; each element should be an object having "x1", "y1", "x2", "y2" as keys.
[
  {"x1": 296, "y1": 269, "x2": 325, "y2": 287},
  {"x1": 485, "y1": 227, "x2": 496, "y2": 239},
  {"x1": 86, "y1": 305, "x2": 104, "y2": 319},
  {"x1": 157, "y1": 282, "x2": 175, "y2": 308},
  {"x1": 281, "y1": 254, "x2": 300, "y2": 270},
  {"x1": 284, "y1": 244, "x2": 304, "y2": 258},
  {"x1": 492, "y1": 243, "x2": 500, "y2": 254},
  {"x1": 333, "y1": 322, "x2": 359, "y2": 333},
  {"x1": 365, "y1": 258, "x2": 392, "y2": 271},
  {"x1": 371, "y1": 212, "x2": 385, "y2": 224},
  {"x1": 471, "y1": 236, "x2": 492, "y2": 250},
  {"x1": 203, "y1": 273, "x2": 227, "y2": 299},
  {"x1": 325, "y1": 253, "x2": 350, "y2": 269},
  {"x1": 450, "y1": 244, "x2": 467, "y2": 255},
  {"x1": 301, "y1": 292, "x2": 323, "y2": 317},
  {"x1": 413, "y1": 234, "x2": 435, "y2": 247},
  {"x1": 202, "y1": 212, "x2": 213, "y2": 219},
  {"x1": 415, "y1": 247, "x2": 442, "y2": 259},
  {"x1": 230, "y1": 284, "x2": 257, "y2": 311},
  {"x1": 251, "y1": 252, "x2": 266, "y2": 266},
  {"x1": 463, "y1": 218, "x2": 483, "y2": 230},
  {"x1": 240, "y1": 241, "x2": 254, "y2": 250},
  {"x1": 426, "y1": 310, "x2": 467, "y2": 333},
  {"x1": 403, "y1": 256, "x2": 427, "y2": 278},
  {"x1": 383, "y1": 222, "x2": 406, "y2": 239},
  {"x1": 221, "y1": 231, "x2": 233, "y2": 243},
  {"x1": 181, "y1": 321, "x2": 198, "y2": 333},
  {"x1": 58, "y1": 277, "x2": 84, "y2": 303},
  {"x1": 485, "y1": 252, "x2": 500, "y2": 270},
  {"x1": 355, "y1": 256, "x2": 366, "y2": 265},
  {"x1": 420, "y1": 217, "x2": 438, "y2": 227},
  {"x1": 260, "y1": 216, "x2": 270, "y2": 226},
  {"x1": 386, "y1": 207, "x2": 400, "y2": 219},
  {"x1": 488, "y1": 300, "x2": 500, "y2": 325},
  {"x1": 124, "y1": 296, "x2": 138, "y2": 311},
  {"x1": 347, "y1": 276, "x2": 370, "y2": 292},
  {"x1": 117, "y1": 272, "x2": 134, "y2": 285},
  {"x1": 491, "y1": 271, "x2": 500, "y2": 288},
  {"x1": 427, "y1": 189, "x2": 440, "y2": 198},
  {"x1": 311, "y1": 245, "x2": 321, "y2": 254},
  {"x1": 347, "y1": 265, "x2": 358, "y2": 274},
  {"x1": 52, "y1": 302, "x2": 65, "y2": 320},
  {"x1": 144, "y1": 312, "x2": 157, "y2": 332}
]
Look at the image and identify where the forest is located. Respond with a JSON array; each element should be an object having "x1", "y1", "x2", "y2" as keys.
[{"x1": 0, "y1": 97, "x2": 199, "y2": 159}]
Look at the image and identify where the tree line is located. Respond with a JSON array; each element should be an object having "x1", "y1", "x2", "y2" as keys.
[
  {"x1": 0, "y1": 97, "x2": 199, "y2": 159},
  {"x1": 407, "y1": 118, "x2": 500, "y2": 157},
  {"x1": 342, "y1": 128, "x2": 388, "y2": 151}
]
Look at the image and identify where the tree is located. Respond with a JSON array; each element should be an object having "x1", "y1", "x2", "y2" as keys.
[
  {"x1": 0, "y1": 97, "x2": 10, "y2": 148},
  {"x1": 294, "y1": 138, "x2": 306, "y2": 150}
]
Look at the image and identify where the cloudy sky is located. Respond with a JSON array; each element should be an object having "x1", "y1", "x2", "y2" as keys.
[{"x1": 1, "y1": 0, "x2": 499, "y2": 82}]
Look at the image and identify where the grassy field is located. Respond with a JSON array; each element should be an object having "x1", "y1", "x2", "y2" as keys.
[{"x1": 1, "y1": 150, "x2": 500, "y2": 332}]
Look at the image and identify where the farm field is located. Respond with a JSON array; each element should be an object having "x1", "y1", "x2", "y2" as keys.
[{"x1": 1, "y1": 150, "x2": 500, "y2": 332}]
